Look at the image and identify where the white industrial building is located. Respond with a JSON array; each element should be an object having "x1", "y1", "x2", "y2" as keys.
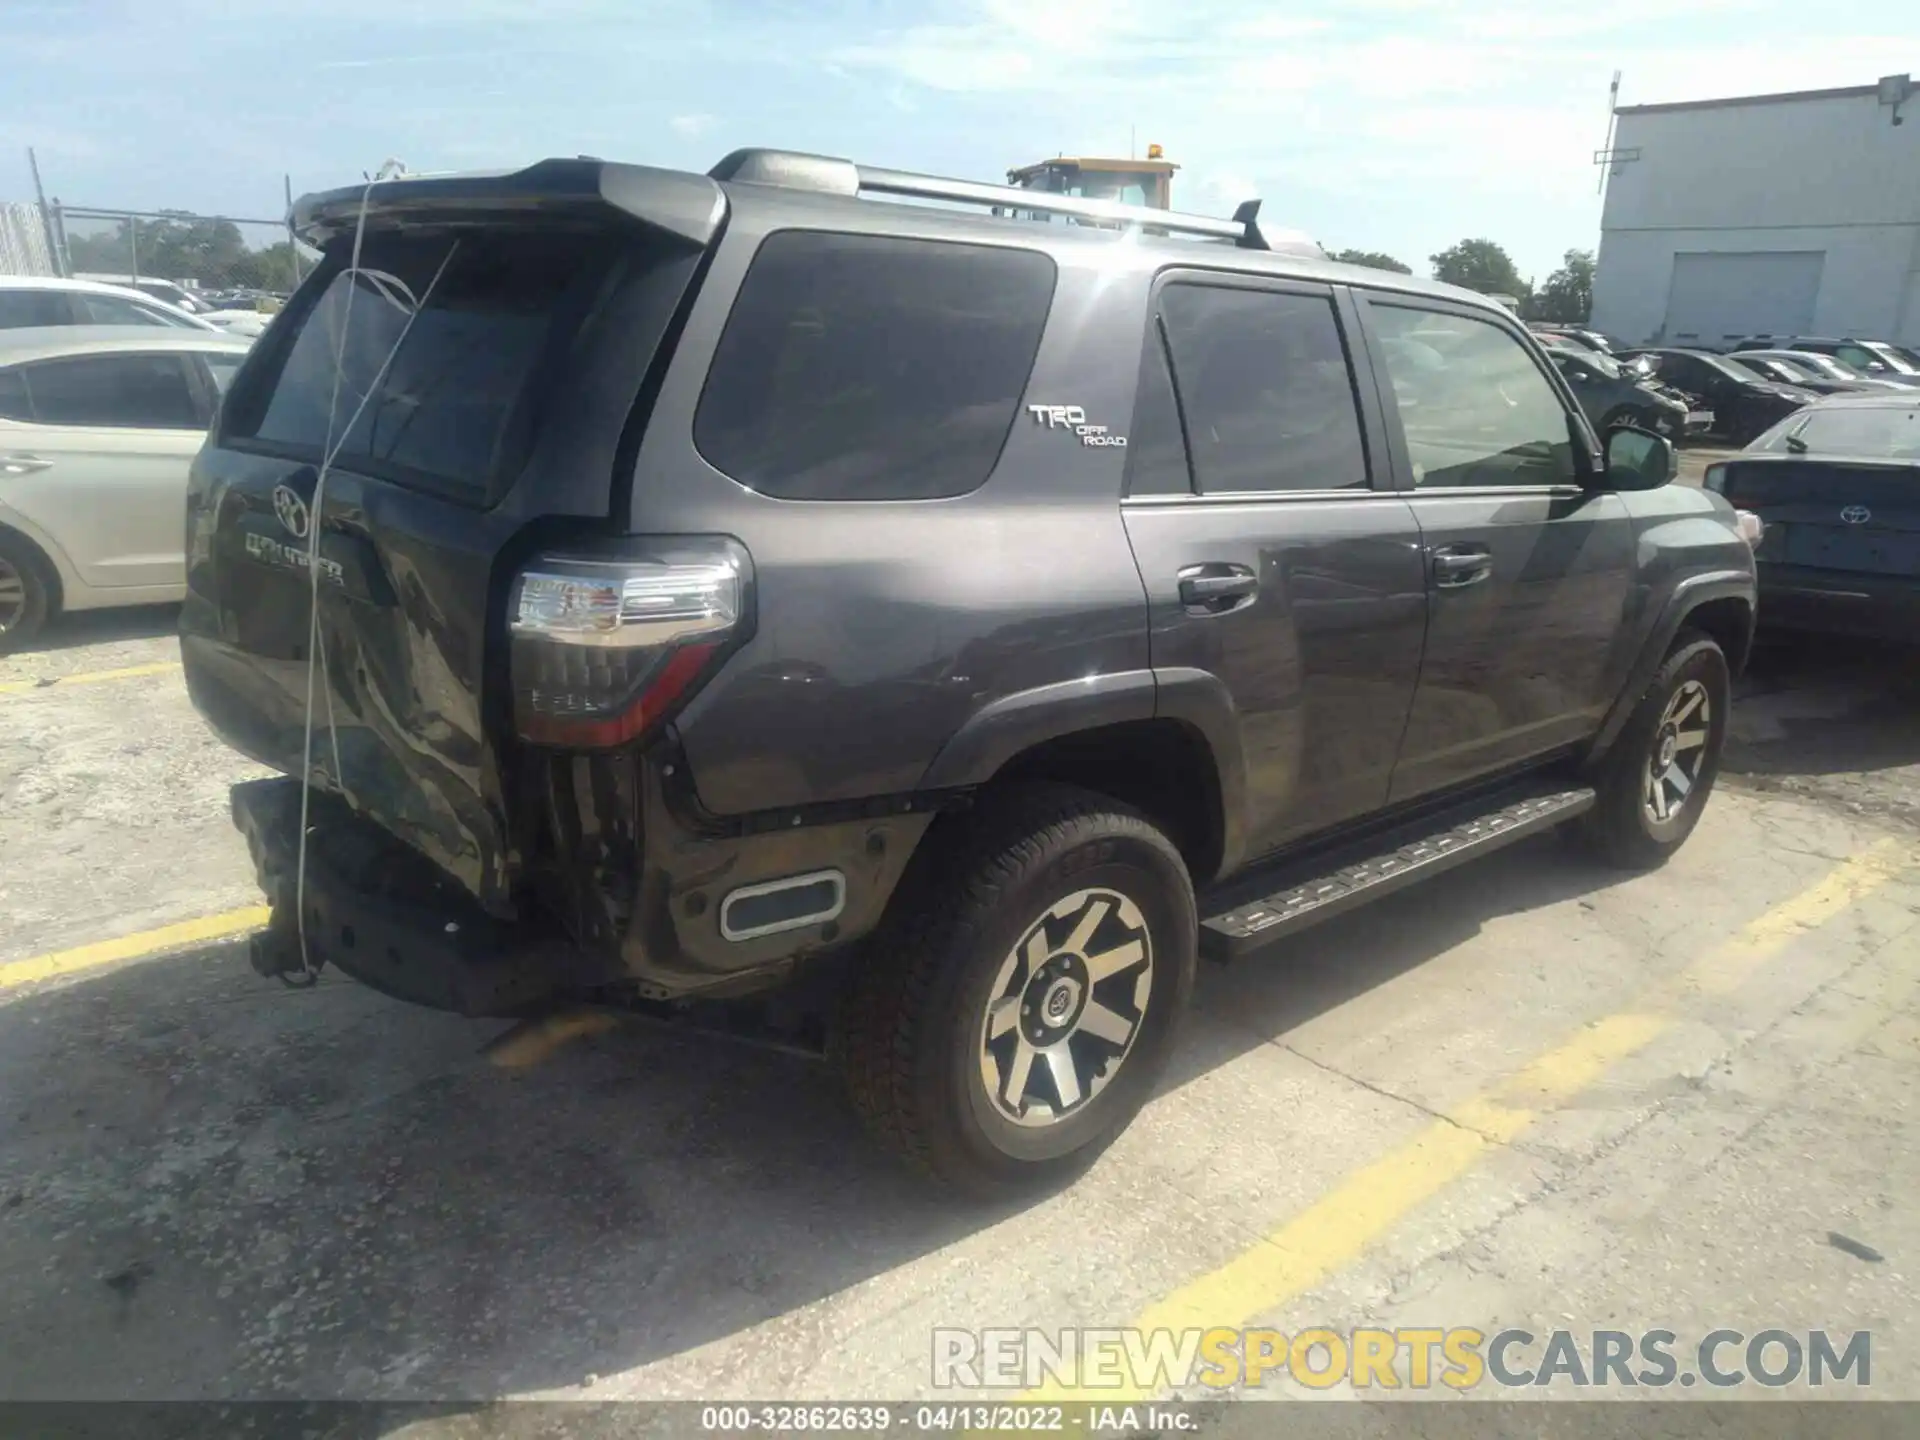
[{"x1": 1590, "y1": 76, "x2": 1920, "y2": 348}]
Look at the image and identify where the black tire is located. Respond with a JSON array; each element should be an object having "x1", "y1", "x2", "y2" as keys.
[
  {"x1": 0, "y1": 531, "x2": 54, "y2": 655},
  {"x1": 838, "y1": 783, "x2": 1197, "y2": 1196},
  {"x1": 1577, "y1": 630, "x2": 1729, "y2": 870}
]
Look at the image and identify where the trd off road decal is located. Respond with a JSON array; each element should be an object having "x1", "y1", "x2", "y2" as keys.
[{"x1": 1027, "y1": 404, "x2": 1128, "y2": 448}]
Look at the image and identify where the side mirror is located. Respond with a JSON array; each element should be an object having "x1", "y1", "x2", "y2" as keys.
[{"x1": 1603, "y1": 425, "x2": 1675, "y2": 490}]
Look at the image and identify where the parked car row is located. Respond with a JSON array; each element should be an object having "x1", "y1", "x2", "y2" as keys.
[
  {"x1": 0, "y1": 325, "x2": 252, "y2": 649},
  {"x1": 1542, "y1": 341, "x2": 1712, "y2": 442},
  {"x1": 1528, "y1": 321, "x2": 1920, "y2": 445},
  {"x1": 1, "y1": 276, "x2": 271, "y2": 338}
]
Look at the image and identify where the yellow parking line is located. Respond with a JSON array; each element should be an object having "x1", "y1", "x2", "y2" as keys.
[
  {"x1": 0, "y1": 660, "x2": 183, "y2": 697},
  {"x1": 0, "y1": 906, "x2": 269, "y2": 992},
  {"x1": 1026, "y1": 838, "x2": 1915, "y2": 1402},
  {"x1": 1672, "y1": 836, "x2": 1908, "y2": 998}
]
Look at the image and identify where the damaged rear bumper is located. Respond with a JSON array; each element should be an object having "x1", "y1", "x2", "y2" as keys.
[{"x1": 230, "y1": 777, "x2": 606, "y2": 1018}]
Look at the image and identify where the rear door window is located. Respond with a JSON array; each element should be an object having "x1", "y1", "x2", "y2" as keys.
[
  {"x1": 1122, "y1": 323, "x2": 1193, "y2": 498},
  {"x1": 694, "y1": 232, "x2": 1056, "y2": 501},
  {"x1": 16, "y1": 354, "x2": 202, "y2": 429},
  {"x1": 0, "y1": 368, "x2": 29, "y2": 420},
  {"x1": 0, "y1": 290, "x2": 72, "y2": 328},
  {"x1": 1156, "y1": 283, "x2": 1370, "y2": 495},
  {"x1": 228, "y1": 228, "x2": 621, "y2": 498}
]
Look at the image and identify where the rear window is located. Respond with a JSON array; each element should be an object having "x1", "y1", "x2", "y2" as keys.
[
  {"x1": 1756, "y1": 405, "x2": 1920, "y2": 460},
  {"x1": 228, "y1": 228, "x2": 618, "y2": 495},
  {"x1": 694, "y1": 232, "x2": 1056, "y2": 501}
]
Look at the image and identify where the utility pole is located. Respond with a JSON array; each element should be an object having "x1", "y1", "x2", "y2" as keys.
[
  {"x1": 26, "y1": 147, "x2": 63, "y2": 276},
  {"x1": 285, "y1": 174, "x2": 301, "y2": 286}
]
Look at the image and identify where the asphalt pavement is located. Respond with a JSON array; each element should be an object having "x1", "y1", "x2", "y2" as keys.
[{"x1": 1, "y1": 605, "x2": 1916, "y2": 1421}]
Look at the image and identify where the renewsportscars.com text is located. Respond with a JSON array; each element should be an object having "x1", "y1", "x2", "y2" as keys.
[{"x1": 932, "y1": 1326, "x2": 1872, "y2": 1392}]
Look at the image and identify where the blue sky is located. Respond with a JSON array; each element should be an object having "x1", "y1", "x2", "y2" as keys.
[{"x1": 4, "y1": 0, "x2": 1908, "y2": 282}]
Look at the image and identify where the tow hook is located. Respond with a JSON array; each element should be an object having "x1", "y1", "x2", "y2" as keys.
[{"x1": 249, "y1": 911, "x2": 320, "y2": 988}]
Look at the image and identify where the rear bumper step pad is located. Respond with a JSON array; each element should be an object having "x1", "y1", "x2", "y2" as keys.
[{"x1": 1199, "y1": 786, "x2": 1596, "y2": 961}]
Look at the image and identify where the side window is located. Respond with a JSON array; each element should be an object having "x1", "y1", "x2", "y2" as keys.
[
  {"x1": 19, "y1": 354, "x2": 202, "y2": 429},
  {"x1": 1369, "y1": 304, "x2": 1576, "y2": 489},
  {"x1": 1673, "y1": 356, "x2": 1716, "y2": 391},
  {"x1": 1122, "y1": 323, "x2": 1192, "y2": 497},
  {"x1": 1156, "y1": 283, "x2": 1369, "y2": 494},
  {"x1": 74, "y1": 294, "x2": 174, "y2": 327},
  {"x1": 1835, "y1": 344, "x2": 1882, "y2": 373},
  {"x1": 694, "y1": 232, "x2": 1056, "y2": 501},
  {"x1": 0, "y1": 368, "x2": 30, "y2": 420},
  {"x1": 0, "y1": 290, "x2": 71, "y2": 329}
]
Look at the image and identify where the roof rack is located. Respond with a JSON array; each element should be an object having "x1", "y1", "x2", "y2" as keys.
[{"x1": 708, "y1": 148, "x2": 1321, "y2": 257}]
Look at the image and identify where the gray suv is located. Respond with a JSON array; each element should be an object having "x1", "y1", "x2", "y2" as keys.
[{"x1": 181, "y1": 149, "x2": 1757, "y2": 1194}]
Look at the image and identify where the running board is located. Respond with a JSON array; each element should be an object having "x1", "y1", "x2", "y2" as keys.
[{"x1": 1199, "y1": 786, "x2": 1596, "y2": 961}]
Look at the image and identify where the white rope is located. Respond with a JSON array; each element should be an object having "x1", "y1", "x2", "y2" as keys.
[{"x1": 288, "y1": 158, "x2": 461, "y2": 984}]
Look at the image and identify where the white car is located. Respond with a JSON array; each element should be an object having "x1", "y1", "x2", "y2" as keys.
[
  {"x1": 0, "y1": 275, "x2": 247, "y2": 336},
  {"x1": 0, "y1": 326, "x2": 253, "y2": 650},
  {"x1": 65, "y1": 274, "x2": 275, "y2": 338}
]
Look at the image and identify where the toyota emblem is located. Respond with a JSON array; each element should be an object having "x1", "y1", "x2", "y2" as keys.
[
  {"x1": 1840, "y1": 505, "x2": 1872, "y2": 526},
  {"x1": 272, "y1": 484, "x2": 311, "y2": 539}
]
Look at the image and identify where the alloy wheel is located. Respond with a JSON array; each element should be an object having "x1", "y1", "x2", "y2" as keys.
[
  {"x1": 978, "y1": 887, "x2": 1154, "y2": 1128},
  {"x1": 0, "y1": 557, "x2": 25, "y2": 636},
  {"x1": 1644, "y1": 679, "x2": 1711, "y2": 825}
]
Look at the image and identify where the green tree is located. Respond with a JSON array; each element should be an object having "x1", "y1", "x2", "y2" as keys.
[
  {"x1": 1533, "y1": 249, "x2": 1595, "y2": 324},
  {"x1": 1429, "y1": 238, "x2": 1528, "y2": 299},
  {"x1": 64, "y1": 212, "x2": 301, "y2": 292},
  {"x1": 1330, "y1": 248, "x2": 1412, "y2": 275}
]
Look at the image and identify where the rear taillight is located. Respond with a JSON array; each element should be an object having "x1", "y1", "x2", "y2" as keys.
[{"x1": 507, "y1": 539, "x2": 750, "y2": 748}]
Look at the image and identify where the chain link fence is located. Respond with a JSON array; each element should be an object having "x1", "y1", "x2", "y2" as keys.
[
  {"x1": 1, "y1": 202, "x2": 60, "y2": 276},
  {"x1": 47, "y1": 205, "x2": 311, "y2": 309}
]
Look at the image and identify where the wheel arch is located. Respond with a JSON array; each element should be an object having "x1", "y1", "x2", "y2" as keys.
[
  {"x1": 1588, "y1": 572, "x2": 1754, "y2": 766},
  {"x1": 0, "y1": 519, "x2": 65, "y2": 616},
  {"x1": 915, "y1": 667, "x2": 1247, "y2": 885}
]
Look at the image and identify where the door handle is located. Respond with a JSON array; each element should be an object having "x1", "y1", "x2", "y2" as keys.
[
  {"x1": 1431, "y1": 548, "x2": 1493, "y2": 587},
  {"x1": 1177, "y1": 564, "x2": 1259, "y2": 613},
  {"x1": 0, "y1": 454, "x2": 53, "y2": 476}
]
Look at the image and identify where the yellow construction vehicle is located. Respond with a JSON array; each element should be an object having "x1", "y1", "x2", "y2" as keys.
[{"x1": 1006, "y1": 143, "x2": 1178, "y2": 211}]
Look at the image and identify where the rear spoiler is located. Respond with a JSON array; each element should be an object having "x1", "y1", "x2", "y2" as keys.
[{"x1": 292, "y1": 158, "x2": 727, "y2": 249}]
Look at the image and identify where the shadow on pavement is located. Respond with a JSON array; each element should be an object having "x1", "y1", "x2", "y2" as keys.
[
  {"x1": 1728, "y1": 634, "x2": 1920, "y2": 781},
  {"x1": 0, "y1": 837, "x2": 1620, "y2": 1404},
  {"x1": 11, "y1": 603, "x2": 181, "y2": 654}
]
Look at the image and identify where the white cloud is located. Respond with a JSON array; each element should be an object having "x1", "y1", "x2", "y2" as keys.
[
  {"x1": 669, "y1": 113, "x2": 717, "y2": 138},
  {"x1": 825, "y1": 0, "x2": 1911, "y2": 275}
]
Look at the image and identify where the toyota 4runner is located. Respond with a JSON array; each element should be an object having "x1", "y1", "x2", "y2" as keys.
[{"x1": 182, "y1": 149, "x2": 1758, "y2": 1194}]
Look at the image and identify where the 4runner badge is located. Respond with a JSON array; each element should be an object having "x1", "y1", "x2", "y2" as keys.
[{"x1": 1028, "y1": 403, "x2": 1127, "y2": 448}]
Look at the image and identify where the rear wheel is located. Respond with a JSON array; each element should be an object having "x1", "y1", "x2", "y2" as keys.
[
  {"x1": 838, "y1": 783, "x2": 1197, "y2": 1195},
  {"x1": 0, "y1": 533, "x2": 53, "y2": 654},
  {"x1": 1577, "y1": 631, "x2": 1729, "y2": 869}
]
